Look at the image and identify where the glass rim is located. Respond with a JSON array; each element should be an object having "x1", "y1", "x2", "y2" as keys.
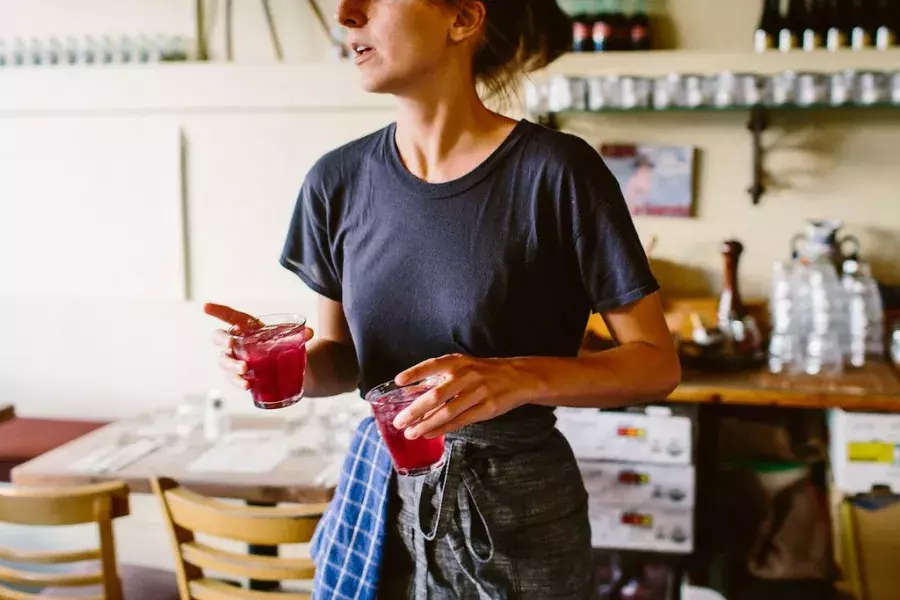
[
  {"x1": 364, "y1": 377, "x2": 441, "y2": 406},
  {"x1": 227, "y1": 313, "x2": 306, "y2": 336}
]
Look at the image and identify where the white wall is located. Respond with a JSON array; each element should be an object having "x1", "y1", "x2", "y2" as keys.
[
  {"x1": 0, "y1": 2, "x2": 394, "y2": 422},
  {"x1": 1, "y1": 106, "x2": 397, "y2": 421}
]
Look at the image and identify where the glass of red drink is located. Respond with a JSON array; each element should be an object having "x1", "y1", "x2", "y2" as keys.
[
  {"x1": 230, "y1": 314, "x2": 307, "y2": 410},
  {"x1": 365, "y1": 378, "x2": 447, "y2": 477}
]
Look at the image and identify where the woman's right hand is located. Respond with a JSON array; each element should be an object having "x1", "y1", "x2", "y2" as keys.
[{"x1": 203, "y1": 303, "x2": 314, "y2": 390}]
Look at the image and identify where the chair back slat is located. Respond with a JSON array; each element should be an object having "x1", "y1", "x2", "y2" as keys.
[
  {"x1": 152, "y1": 477, "x2": 324, "y2": 599},
  {"x1": 0, "y1": 481, "x2": 129, "y2": 600}
]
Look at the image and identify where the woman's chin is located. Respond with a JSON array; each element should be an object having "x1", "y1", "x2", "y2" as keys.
[{"x1": 358, "y1": 76, "x2": 395, "y2": 95}]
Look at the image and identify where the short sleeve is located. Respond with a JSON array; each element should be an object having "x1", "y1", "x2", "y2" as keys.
[
  {"x1": 563, "y1": 140, "x2": 659, "y2": 313},
  {"x1": 280, "y1": 171, "x2": 343, "y2": 302}
]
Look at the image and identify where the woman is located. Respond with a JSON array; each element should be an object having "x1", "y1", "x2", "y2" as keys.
[{"x1": 207, "y1": 0, "x2": 681, "y2": 597}]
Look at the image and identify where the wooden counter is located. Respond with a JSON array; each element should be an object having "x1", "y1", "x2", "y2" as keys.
[{"x1": 669, "y1": 362, "x2": 900, "y2": 412}]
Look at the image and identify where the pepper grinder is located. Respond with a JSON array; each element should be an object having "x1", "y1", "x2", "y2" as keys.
[
  {"x1": 717, "y1": 240, "x2": 747, "y2": 331},
  {"x1": 717, "y1": 239, "x2": 763, "y2": 358}
]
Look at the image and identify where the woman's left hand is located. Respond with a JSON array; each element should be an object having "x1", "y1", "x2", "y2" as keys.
[{"x1": 391, "y1": 354, "x2": 543, "y2": 440}]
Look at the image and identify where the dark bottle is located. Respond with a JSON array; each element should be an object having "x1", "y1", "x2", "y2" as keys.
[
  {"x1": 592, "y1": 10, "x2": 614, "y2": 52},
  {"x1": 875, "y1": 0, "x2": 898, "y2": 49},
  {"x1": 779, "y1": 0, "x2": 808, "y2": 51},
  {"x1": 629, "y1": 0, "x2": 652, "y2": 51},
  {"x1": 607, "y1": 1, "x2": 632, "y2": 51},
  {"x1": 804, "y1": 0, "x2": 828, "y2": 49},
  {"x1": 755, "y1": 0, "x2": 783, "y2": 52},
  {"x1": 825, "y1": 0, "x2": 850, "y2": 50},
  {"x1": 572, "y1": 13, "x2": 594, "y2": 52},
  {"x1": 850, "y1": 0, "x2": 873, "y2": 49}
]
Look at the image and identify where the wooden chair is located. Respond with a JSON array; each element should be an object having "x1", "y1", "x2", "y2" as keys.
[
  {"x1": 151, "y1": 478, "x2": 327, "y2": 599},
  {"x1": 0, "y1": 481, "x2": 178, "y2": 600}
]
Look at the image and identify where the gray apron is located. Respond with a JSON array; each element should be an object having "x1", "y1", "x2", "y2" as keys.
[{"x1": 378, "y1": 409, "x2": 594, "y2": 599}]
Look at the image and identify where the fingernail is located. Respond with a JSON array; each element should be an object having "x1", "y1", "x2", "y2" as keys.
[
  {"x1": 393, "y1": 414, "x2": 408, "y2": 429},
  {"x1": 404, "y1": 428, "x2": 419, "y2": 440}
]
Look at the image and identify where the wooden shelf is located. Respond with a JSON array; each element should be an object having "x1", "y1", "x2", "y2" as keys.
[
  {"x1": 669, "y1": 363, "x2": 900, "y2": 412},
  {"x1": 543, "y1": 49, "x2": 900, "y2": 78}
]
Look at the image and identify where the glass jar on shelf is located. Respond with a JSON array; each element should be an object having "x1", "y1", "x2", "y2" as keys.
[{"x1": 890, "y1": 321, "x2": 900, "y2": 366}]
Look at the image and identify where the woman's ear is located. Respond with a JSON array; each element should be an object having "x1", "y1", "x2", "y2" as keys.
[{"x1": 448, "y1": 0, "x2": 487, "y2": 43}]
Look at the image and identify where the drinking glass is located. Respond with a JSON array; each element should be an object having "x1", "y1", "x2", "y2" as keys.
[
  {"x1": 281, "y1": 399, "x2": 316, "y2": 455},
  {"x1": 768, "y1": 331, "x2": 802, "y2": 375},
  {"x1": 620, "y1": 76, "x2": 651, "y2": 109},
  {"x1": 854, "y1": 71, "x2": 888, "y2": 106},
  {"x1": 588, "y1": 76, "x2": 608, "y2": 111},
  {"x1": 365, "y1": 378, "x2": 447, "y2": 477},
  {"x1": 230, "y1": 314, "x2": 307, "y2": 410},
  {"x1": 890, "y1": 72, "x2": 900, "y2": 105},
  {"x1": 711, "y1": 72, "x2": 761, "y2": 108},
  {"x1": 157, "y1": 395, "x2": 204, "y2": 454},
  {"x1": 765, "y1": 71, "x2": 797, "y2": 106},
  {"x1": 736, "y1": 73, "x2": 763, "y2": 106},
  {"x1": 652, "y1": 74, "x2": 680, "y2": 109},
  {"x1": 829, "y1": 70, "x2": 855, "y2": 106},
  {"x1": 796, "y1": 72, "x2": 826, "y2": 107},
  {"x1": 804, "y1": 329, "x2": 844, "y2": 376},
  {"x1": 890, "y1": 321, "x2": 900, "y2": 366},
  {"x1": 680, "y1": 74, "x2": 708, "y2": 108}
]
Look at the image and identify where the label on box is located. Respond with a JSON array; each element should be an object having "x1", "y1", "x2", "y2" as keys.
[
  {"x1": 589, "y1": 502, "x2": 694, "y2": 553},
  {"x1": 557, "y1": 408, "x2": 692, "y2": 465},
  {"x1": 830, "y1": 409, "x2": 900, "y2": 494},
  {"x1": 579, "y1": 461, "x2": 695, "y2": 509}
]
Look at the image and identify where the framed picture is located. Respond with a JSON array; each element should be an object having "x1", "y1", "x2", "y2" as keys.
[{"x1": 599, "y1": 143, "x2": 696, "y2": 218}]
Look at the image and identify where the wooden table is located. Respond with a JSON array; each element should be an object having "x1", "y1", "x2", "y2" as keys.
[
  {"x1": 11, "y1": 416, "x2": 334, "y2": 504},
  {"x1": 0, "y1": 404, "x2": 14, "y2": 425},
  {"x1": 669, "y1": 362, "x2": 900, "y2": 411},
  {"x1": 12, "y1": 415, "x2": 334, "y2": 592}
]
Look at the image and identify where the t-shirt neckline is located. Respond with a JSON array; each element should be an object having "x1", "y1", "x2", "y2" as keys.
[{"x1": 384, "y1": 119, "x2": 531, "y2": 199}]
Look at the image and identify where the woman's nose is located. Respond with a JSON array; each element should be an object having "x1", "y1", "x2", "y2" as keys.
[{"x1": 335, "y1": 0, "x2": 367, "y2": 28}]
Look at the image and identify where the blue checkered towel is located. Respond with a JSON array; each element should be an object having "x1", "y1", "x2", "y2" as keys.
[{"x1": 310, "y1": 416, "x2": 392, "y2": 600}]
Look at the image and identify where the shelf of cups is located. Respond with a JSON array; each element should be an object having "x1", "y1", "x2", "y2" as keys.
[
  {"x1": 542, "y1": 49, "x2": 900, "y2": 78},
  {"x1": 547, "y1": 101, "x2": 900, "y2": 116}
]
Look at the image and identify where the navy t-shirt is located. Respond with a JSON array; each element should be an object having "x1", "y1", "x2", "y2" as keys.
[{"x1": 280, "y1": 119, "x2": 659, "y2": 404}]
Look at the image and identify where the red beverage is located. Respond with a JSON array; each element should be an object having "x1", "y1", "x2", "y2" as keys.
[
  {"x1": 366, "y1": 379, "x2": 446, "y2": 477},
  {"x1": 231, "y1": 314, "x2": 307, "y2": 410}
]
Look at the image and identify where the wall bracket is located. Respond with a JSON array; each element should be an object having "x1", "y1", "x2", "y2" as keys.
[{"x1": 747, "y1": 105, "x2": 769, "y2": 206}]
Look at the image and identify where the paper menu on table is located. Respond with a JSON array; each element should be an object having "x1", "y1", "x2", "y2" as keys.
[{"x1": 188, "y1": 434, "x2": 289, "y2": 474}]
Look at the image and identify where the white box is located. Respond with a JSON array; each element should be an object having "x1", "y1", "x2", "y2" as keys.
[
  {"x1": 588, "y1": 502, "x2": 694, "y2": 553},
  {"x1": 830, "y1": 409, "x2": 900, "y2": 495},
  {"x1": 579, "y1": 461, "x2": 696, "y2": 509},
  {"x1": 557, "y1": 408, "x2": 693, "y2": 465}
]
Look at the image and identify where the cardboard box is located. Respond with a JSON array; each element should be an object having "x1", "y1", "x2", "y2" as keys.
[
  {"x1": 838, "y1": 495, "x2": 900, "y2": 600},
  {"x1": 589, "y1": 501, "x2": 694, "y2": 554},
  {"x1": 557, "y1": 407, "x2": 693, "y2": 466},
  {"x1": 579, "y1": 461, "x2": 695, "y2": 509},
  {"x1": 829, "y1": 409, "x2": 900, "y2": 495}
]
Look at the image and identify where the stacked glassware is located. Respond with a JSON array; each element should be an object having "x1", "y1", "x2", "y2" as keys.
[{"x1": 768, "y1": 254, "x2": 885, "y2": 376}]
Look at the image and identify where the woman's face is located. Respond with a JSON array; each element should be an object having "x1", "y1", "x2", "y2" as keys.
[{"x1": 336, "y1": 0, "x2": 479, "y2": 96}]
